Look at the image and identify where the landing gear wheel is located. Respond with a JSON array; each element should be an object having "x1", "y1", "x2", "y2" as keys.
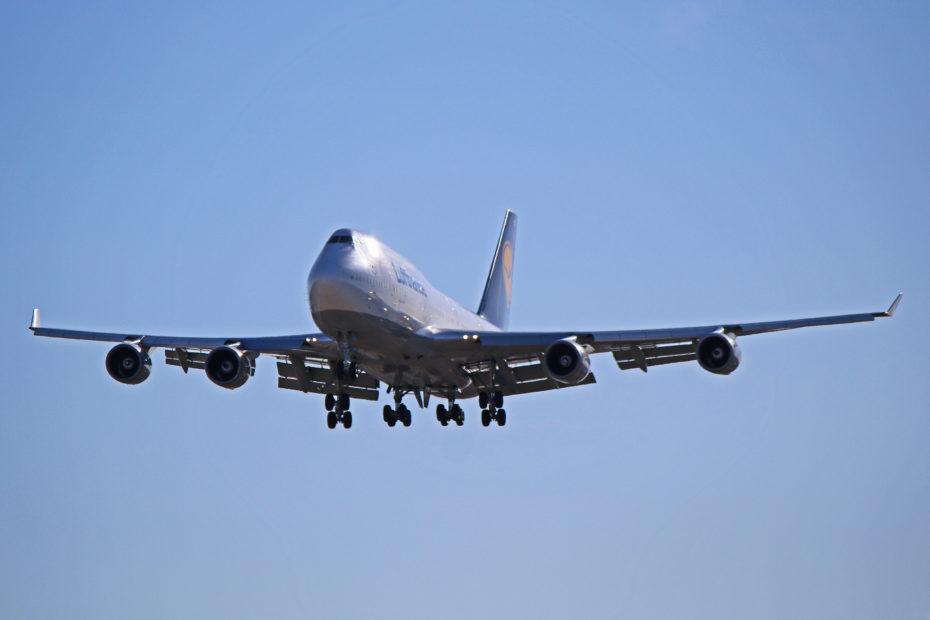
[
  {"x1": 342, "y1": 411, "x2": 352, "y2": 429},
  {"x1": 478, "y1": 392, "x2": 489, "y2": 409},
  {"x1": 401, "y1": 406, "x2": 412, "y2": 427},
  {"x1": 327, "y1": 411, "x2": 338, "y2": 429},
  {"x1": 493, "y1": 391, "x2": 504, "y2": 409},
  {"x1": 436, "y1": 404, "x2": 447, "y2": 425},
  {"x1": 452, "y1": 404, "x2": 464, "y2": 426},
  {"x1": 481, "y1": 409, "x2": 491, "y2": 427},
  {"x1": 324, "y1": 394, "x2": 336, "y2": 411},
  {"x1": 338, "y1": 393, "x2": 350, "y2": 411},
  {"x1": 496, "y1": 409, "x2": 506, "y2": 426}
]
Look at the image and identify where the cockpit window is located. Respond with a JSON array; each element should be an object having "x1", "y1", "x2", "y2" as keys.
[{"x1": 327, "y1": 235, "x2": 353, "y2": 245}]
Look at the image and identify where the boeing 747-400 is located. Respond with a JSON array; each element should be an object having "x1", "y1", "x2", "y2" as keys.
[{"x1": 30, "y1": 211, "x2": 901, "y2": 429}]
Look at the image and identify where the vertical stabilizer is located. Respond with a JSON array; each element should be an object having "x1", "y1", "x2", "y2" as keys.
[{"x1": 477, "y1": 211, "x2": 517, "y2": 330}]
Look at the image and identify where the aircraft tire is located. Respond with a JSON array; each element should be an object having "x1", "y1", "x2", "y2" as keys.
[
  {"x1": 343, "y1": 411, "x2": 352, "y2": 429},
  {"x1": 481, "y1": 409, "x2": 491, "y2": 427},
  {"x1": 325, "y1": 394, "x2": 336, "y2": 411},
  {"x1": 327, "y1": 411, "x2": 338, "y2": 429},
  {"x1": 496, "y1": 409, "x2": 506, "y2": 426}
]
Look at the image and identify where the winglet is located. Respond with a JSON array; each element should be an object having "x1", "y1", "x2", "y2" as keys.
[
  {"x1": 29, "y1": 308, "x2": 40, "y2": 331},
  {"x1": 876, "y1": 293, "x2": 902, "y2": 318}
]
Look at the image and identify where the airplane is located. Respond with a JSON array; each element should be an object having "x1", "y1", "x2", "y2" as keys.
[{"x1": 30, "y1": 210, "x2": 901, "y2": 430}]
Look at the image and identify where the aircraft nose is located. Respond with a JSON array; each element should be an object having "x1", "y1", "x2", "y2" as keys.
[{"x1": 308, "y1": 277, "x2": 362, "y2": 314}]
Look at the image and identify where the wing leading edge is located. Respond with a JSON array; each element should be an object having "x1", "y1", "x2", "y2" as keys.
[
  {"x1": 28, "y1": 308, "x2": 361, "y2": 394},
  {"x1": 28, "y1": 294, "x2": 901, "y2": 400},
  {"x1": 29, "y1": 309, "x2": 332, "y2": 354},
  {"x1": 426, "y1": 294, "x2": 902, "y2": 384}
]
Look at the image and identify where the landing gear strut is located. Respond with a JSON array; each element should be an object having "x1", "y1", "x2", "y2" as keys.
[
  {"x1": 324, "y1": 355, "x2": 356, "y2": 429},
  {"x1": 334, "y1": 360, "x2": 357, "y2": 382},
  {"x1": 479, "y1": 391, "x2": 506, "y2": 427}
]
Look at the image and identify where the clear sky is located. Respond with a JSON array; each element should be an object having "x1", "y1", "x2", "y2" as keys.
[{"x1": 2, "y1": 2, "x2": 928, "y2": 618}]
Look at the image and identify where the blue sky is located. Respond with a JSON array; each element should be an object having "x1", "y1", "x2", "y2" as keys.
[{"x1": 2, "y1": 2, "x2": 928, "y2": 618}]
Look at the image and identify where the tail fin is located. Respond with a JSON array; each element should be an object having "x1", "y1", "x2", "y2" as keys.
[{"x1": 477, "y1": 210, "x2": 517, "y2": 329}]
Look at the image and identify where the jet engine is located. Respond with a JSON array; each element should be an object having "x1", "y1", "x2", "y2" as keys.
[
  {"x1": 543, "y1": 339, "x2": 591, "y2": 384},
  {"x1": 105, "y1": 343, "x2": 152, "y2": 385},
  {"x1": 205, "y1": 346, "x2": 252, "y2": 389},
  {"x1": 696, "y1": 332, "x2": 741, "y2": 375}
]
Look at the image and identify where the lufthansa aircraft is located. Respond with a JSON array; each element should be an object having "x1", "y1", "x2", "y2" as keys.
[{"x1": 30, "y1": 211, "x2": 900, "y2": 429}]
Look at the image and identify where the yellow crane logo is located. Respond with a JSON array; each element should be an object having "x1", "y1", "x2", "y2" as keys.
[{"x1": 502, "y1": 241, "x2": 513, "y2": 307}]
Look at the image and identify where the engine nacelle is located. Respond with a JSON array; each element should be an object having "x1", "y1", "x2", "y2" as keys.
[
  {"x1": 105, "y1": 343, "x2": 152, "y2": 385},
  {"x1": 543, "y1": 338, "x2": 591, "y2": 384},
  {"x1": 696, "y1": 332, "x2": 741, "y2": 375},
  {"x1": 205, "y1": 346, "x2": 252, "y2": 389}
]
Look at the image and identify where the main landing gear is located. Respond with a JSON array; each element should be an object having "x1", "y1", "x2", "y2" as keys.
[
  {"x1": 383, "y1": 389, "x2": 412, "y2": 427},
  {"x1": 324, "y1": 392, "x2": 352, "y2": 429},
  {"x1": 322, "y1": 388, "x2": 507, "y2": 429},
  {"x1": 436, "y1": 402, "x2": 464, "y2": 426},
  {"x1": 479, "y1": 391, "x2": 506, "y2": 427}
]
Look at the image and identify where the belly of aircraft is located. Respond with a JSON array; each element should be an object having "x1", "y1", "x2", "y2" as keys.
[{"x1": 309, "y1": 280, "x2": 470, "y2": 392}]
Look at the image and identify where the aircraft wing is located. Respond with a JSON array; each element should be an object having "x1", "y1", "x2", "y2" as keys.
[
  {"x1": 29, "y1": 309, "x2": 338, "y2": 355},
  {"x1": 426, "y1": 294, "x2": 901, "y2": 394},
  {"x1": 28, "y1": 309, "x2": 382, "y2": 401}
]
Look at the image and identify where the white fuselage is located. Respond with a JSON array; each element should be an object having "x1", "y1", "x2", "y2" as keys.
[{"x1": 305, "y1": 229, "x2": 498, "y2": 391}]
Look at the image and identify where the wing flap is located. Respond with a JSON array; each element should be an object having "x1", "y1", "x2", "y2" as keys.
[
  {"x1": 462, "y1": 357, "x2": 596, "y2": 396},
  {"x1": 611, "y1": 341, "x2": 698, "y2": 372},
  {"x1": 614, "y1": 352, "x2": 696, "y2": 371},
  {"x1": 507, "y1": 373, "x2": 596, "y2": 395},
  {"x1": 165, "y1": 348, "x2": 208, "y2": 372},
  {"x1": 277, "y1": 378, "x2": 381, "y2": 401},
  {"x1": 275, "y1": 360, "x2": 380, "y2": 400},
  {"x1": 276, "y1": 361, "x2": 379, "y2": 390}
]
